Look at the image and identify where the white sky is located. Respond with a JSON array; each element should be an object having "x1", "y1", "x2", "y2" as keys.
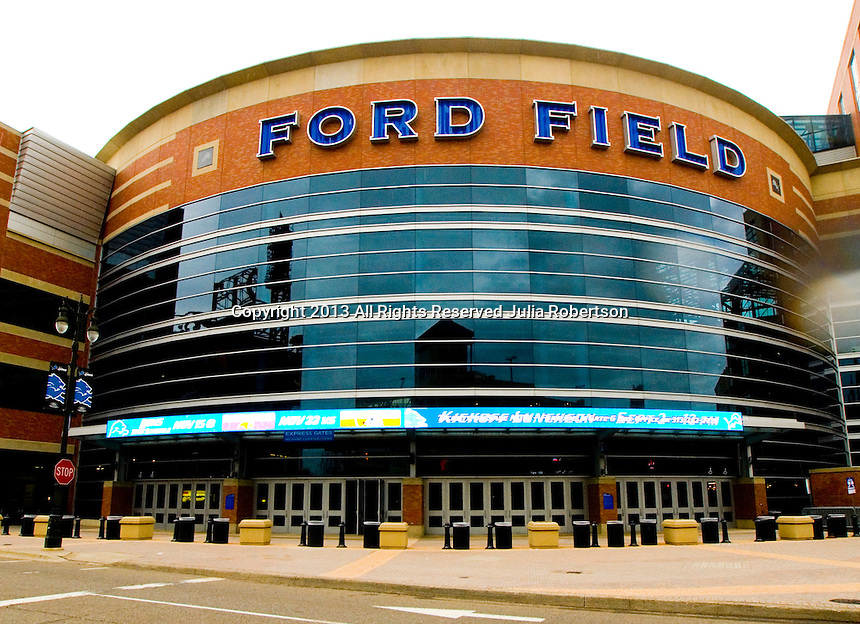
[{"x1": 2, "y1": 0, "x2": 855, "y2": 158}]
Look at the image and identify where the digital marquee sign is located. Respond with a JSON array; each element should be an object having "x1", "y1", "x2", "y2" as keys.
[{"x1": 107, "y1": 407, "x2": 743, "y2": 439}]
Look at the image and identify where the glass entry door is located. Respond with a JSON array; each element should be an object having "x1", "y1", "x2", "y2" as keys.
[
  {"x1": 133, "y1": 480, "x2": 222, "y2": 530},
  {"x1": 617, "y1": 477, "x2": 733, "y2": 529},
  {"x1": 424, "y1": 478, "x2": 586, "y2": 534},
  {"x1": 257, "y1": 478, "x2": 403, "y2": 534}
]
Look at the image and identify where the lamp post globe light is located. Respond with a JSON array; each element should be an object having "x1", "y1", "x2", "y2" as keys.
[{"x1": 44, "y1": 297, "x2": 98, "y2": 549}]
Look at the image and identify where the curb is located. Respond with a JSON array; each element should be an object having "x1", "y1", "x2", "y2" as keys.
[
  {"x1": 3, "y1": 546, "x2": 858, "y2": 622},
  {"x1": 75, "y1": 555, "x2": 860, "y2": 623},
  {"x1": 111, "y1": 561, "x2": 860, "y2": 623}
]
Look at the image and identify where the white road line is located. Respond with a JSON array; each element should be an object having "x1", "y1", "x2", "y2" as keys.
[
  {"x1": 0, "y1": 591, "x2": 90, "y2": 608},
  {"x1": 94, "y1": 594, "x2": 352, "y2": 623},
  {"x1": 115, "y1": 583, "x2": 171, "y2": 590},
  {"x1": 376, "y1": 606, "x2": 545, "y2": 622},
  {"x1": 180, "y1": 577, "x2": 224, "y2": 584}
]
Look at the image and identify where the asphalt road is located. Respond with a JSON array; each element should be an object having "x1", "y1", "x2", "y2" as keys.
[{"x1": 0, "y1": 555, "x2": 808, "y2": 624}]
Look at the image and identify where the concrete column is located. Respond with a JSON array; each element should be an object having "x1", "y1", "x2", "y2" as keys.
[
  {"x1": 100, "y1": 481, "x2": 134, "y2": 517},
  {"x1": 732, "y1": 477, "x2": 768, "y2": 528},
  {"x1": 401, "y1": 477, "x2": 424, "y2": 537},
  {"x1": 221, "y1": 479, "x2": 254, "y2": 532}
]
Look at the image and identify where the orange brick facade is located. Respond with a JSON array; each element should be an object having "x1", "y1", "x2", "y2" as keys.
[
  {"x1": 104, "y1": 79, "x2": 813, "y2": 250},
  {"x1": 1, "y1": 121, "x2": 100, "y2": 518}
]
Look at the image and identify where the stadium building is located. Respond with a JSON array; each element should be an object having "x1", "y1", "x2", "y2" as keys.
[{"x1": 3, "y1": 25, "x2": 860, "y2": 533}]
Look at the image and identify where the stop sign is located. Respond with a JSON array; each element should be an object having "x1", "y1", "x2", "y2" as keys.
[{"x1": 54, "y1": 458, "x2": 75, "y2": 486}]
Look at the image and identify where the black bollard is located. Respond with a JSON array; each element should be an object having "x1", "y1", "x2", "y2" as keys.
[
  {"x1": 629, "y1": 522, "x2": 639, "y2": 547},
  {"x1": 205, "y1": 518, "x2": 213, "y2": 543},
  {"x1": 443, "y1": 523, "x2": 452, "y2": 549},
  {"x1": 721, "y1": 518, "x2": 731, "y2": 543},
  {"x1": 97, "y1": 516, "x2": 106, "y2": 539},
  {"x1": 338, "y1": 522, "x2": 347, "y2": 548},
  {"x1": 590, "y1": 522, "x2": 600, "y2": 547},
  {"x1": 73, "y1": 517, "x2": 81, "y2": 539},
  {"x1": 1, "y1": 515, "x2": 9, "y2": 536},
  {"x1": 486, "y1": 523, "x2": 495, "y2": 549},
  {"x1": 299, "y1": 521, "x2": 308, "y2": 546},
  {"x1": 852, "y1": 514, "x2": 860, "y2": 537}
]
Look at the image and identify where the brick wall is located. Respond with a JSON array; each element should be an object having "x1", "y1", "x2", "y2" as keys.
[{"x1": 809, "y1": 468, "x2": 860, "y2": 507}]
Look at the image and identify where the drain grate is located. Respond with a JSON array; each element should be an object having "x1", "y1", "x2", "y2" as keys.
[{"x1": 830, "y1": 598, "x2": 860, "y2": 605}]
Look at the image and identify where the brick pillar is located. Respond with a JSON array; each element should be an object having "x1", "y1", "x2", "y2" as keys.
[
  {"x1": 586, "y1": 477, "x2": 617, "y2": 530},
  {"x1": 401, "y1": 478, "x2": 424, "y2": 537},
  {"x1": 732, "y1": 477, "x2": 768, "y2": 528},
  {"x1": 100, "y1": 481, "x2": 134, "y2": 517},
  {"x1": 221, "y1": 479, "x2": 253, "y2": 532}
]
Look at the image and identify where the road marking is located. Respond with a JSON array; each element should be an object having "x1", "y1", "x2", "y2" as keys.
[
  {"x1": 181, "y1": 577, "x2": 224, "y2": 584},
  {"x1": 93, "y1": 594, "x2": 352, "y2": 623},
  {"x1": 0, "y1": 591, "x2": 90, "y2": 608},
  {"x1": 375, "y1": 606, "x2": 544, "y2": 622},
  {"x1": 116, "y1": 583, "x2": 172, "y2": 590}
]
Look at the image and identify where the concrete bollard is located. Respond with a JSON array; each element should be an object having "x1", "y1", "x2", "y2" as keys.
[
  {"x1": 238, "y1": 518, "x2": 272, "y2": 545},
  {"x1": 119, "y1": 516, "x2": 155, "y2": 540},
  {"x1": 663, "y1": 519, "x2": 699, "y2": 545},
  {"x1": 527, "y1": 521, "x2": 560, "y2": 549},
  {"x1": 379, "y1": 522, "x2": 409, "y2": 549}
]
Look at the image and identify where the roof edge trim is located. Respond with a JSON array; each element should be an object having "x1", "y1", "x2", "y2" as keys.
[{"x1": 95, "y1": 37, "x2": 817, "y2": 172}]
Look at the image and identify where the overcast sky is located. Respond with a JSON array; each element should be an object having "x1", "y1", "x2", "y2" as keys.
[{"x1": 2, "y1": 0, "x2": 855, "y2": 158}]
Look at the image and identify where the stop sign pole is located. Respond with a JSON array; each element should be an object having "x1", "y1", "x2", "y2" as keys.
[{"x1": 45, "y1": 297, "x2": 97, "y2": 550}]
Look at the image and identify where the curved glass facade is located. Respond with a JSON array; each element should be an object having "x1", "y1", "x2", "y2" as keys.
[{"x1": 92, "y1": 165, "x2": 843, "y2": 471}]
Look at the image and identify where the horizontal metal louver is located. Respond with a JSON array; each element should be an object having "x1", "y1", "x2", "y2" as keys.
[
  {"x1": 813, "y1": 146, "x2": 858, "y2": 166},
  {"x1": 8, "y1": 128, "x2": 115, "y2": 260}
]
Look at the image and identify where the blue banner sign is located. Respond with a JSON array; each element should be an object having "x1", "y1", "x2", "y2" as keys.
[
  {"x1": 106, "y1": 407, "x2": 743, "y2": 439},
  {"x1": 74, "y1": 369, "x2": 94, "y2": 413},
  {"x1": 45, "y1": 362, "x2": 67, "y2": 412}
]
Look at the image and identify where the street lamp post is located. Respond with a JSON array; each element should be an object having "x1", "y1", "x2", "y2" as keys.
[{"x1": 44, "y1": 297, "x2": 98, "y2": 549}]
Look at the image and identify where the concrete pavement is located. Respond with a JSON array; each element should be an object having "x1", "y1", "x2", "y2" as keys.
[{"x1": 1, "y1": 526, "x2": 859, "y2": 622}]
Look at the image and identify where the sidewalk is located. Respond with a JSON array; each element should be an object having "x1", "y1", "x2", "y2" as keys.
[{"x1": 2, "y1": 527, "x2": 859, "y2": 622}]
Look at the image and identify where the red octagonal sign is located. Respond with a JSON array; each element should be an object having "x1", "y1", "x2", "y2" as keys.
[{"x1": 54, "y1": 458, "x2": 75, "y2": 486}]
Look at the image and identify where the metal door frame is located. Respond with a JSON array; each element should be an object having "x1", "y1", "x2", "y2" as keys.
[
  {"x1": 132, "y1": 479, "x2": 222, "y2": 530},
  {"x1": 256, "y1": 478, "x2": 403, "y2": 534},
  {"x1": 424, "y1": 477, "x2": 587, "y2": 534},
  {"x1": 616, "y1": 476, "x2": 733, "y2": 529}
]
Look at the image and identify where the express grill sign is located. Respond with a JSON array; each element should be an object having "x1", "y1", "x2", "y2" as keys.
[{"x1": 257, "y1": 98, "x2": 746, "y2": 178}]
